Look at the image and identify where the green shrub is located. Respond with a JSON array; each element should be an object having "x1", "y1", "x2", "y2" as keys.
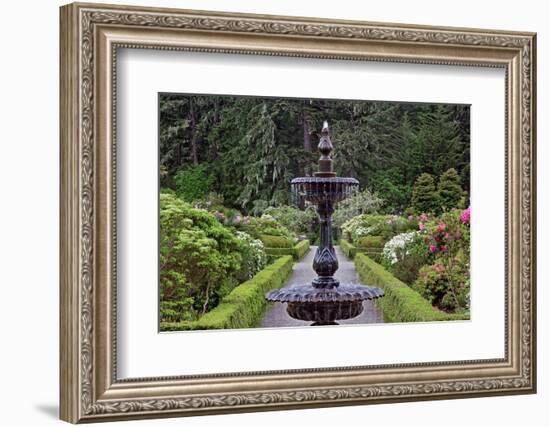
[
  {"x1": 414, "y1": 208, "x2": 471, "y2": 312},
  {"x1": 160, "y1": 255, "x2": 293, "y2": 331},
  {"x1": 160, "y1": 320, "x2": 202, "y2": 331},
  {"x1": 332, "y1": 188, "x2": 384, "y2": 229},
  {"x1": 293, "y1": 240, "x2": 310, "y2": 260},
  {"x1": 381, "y1": 231, "x2": 430, "y2": 285},
  {"x1": 174, "y1": 165, "x2": 214, "y2": 202},
  {"x1": 411, "y1": 173, "x2": 440, "y2": 214},
  {"x1": 355, "y1": 253, "x2": 469, "y2": 322},
  {"x1": 239, "y1": 214, "x2": 296, "y2": 242},
  {"x1": 159, "y1": 193, "x2": 242, "y2": 320},
  {"x1": 438, "y1": 168, "x2": 465, "y2": 212},
  {"x1": 265, "y1": 240, "x2": 310, "y2": 260},
  {"x1": 413, "y1": 259, "x2": 469, "y2": 312},
  {"x1": 264, "y1": 247, "x2": 293, "y2": 257},
  {"x1": 341, "y1": 214, "x2": 414, "y2": 244},
  {"x1": 264, "y1": 205, "x2": 318, "y2": 239},
  {"x1": 234, "y1": 231, "x2": 267, "y2": 283},
  {"x1": 356, "y1": 235, "x2": 385, "y2": 249},
  {"x1": 260, "y1": 234, "x2": 293, "y2": 248},
  {"x1": 363, "y1": 251, "x2": 383, "y2": 264},
  {"x1": 266, "y1": 254, "x2": 281, "y2": 265},
  {"x1": 339, "y1": 239, "x2": 356, "y2": 259}
]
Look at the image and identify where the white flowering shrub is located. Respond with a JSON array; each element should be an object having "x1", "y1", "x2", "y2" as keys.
[
  {"x1": 382, "y1": 231, "x2": 419, "y2": 265},
  {"x1": 235, "y1": 231, "x2": 268, "y2": 281},
  {"x1": 341, "y1": 214, "x2": 415, "y2": 244}
]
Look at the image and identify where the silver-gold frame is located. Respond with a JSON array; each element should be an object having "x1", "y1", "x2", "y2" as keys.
[{"x1": 60, "y1": 2, "x2": 537, "y2": 423}]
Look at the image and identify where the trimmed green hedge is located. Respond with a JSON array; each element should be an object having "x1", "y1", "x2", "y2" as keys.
[
  {"x1": 340, "y1": 239, "x2": 383, "y2": 263},
  {"x1": 160, "y1": 255, "x2": 294, "y2": 331},
  {"x1": 355, "y1": 253, "x2": 470, "y2": 323},
  {"x1": 260, "y1": 234, "x2": 293, "y2": 248},
  {"x1": 340, "y1": 239, "x2": 358, "y2": 259},
  {"x1": 356, "y1": 235, "x2": 385, "y2": 248},
  {"x1": 293, "y1": 240, "x2": 310, "y2": 260},
  {"x1": 265, "y1": 240, "x2": 310, "y2": 260}
]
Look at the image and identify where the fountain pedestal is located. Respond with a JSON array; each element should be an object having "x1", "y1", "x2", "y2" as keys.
[{"x1": 266, "y1": 121, "x2": 384, "y2": 326}]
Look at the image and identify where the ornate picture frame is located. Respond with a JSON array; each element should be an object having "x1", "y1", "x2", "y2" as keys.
[{"x1": 60, "y1": 2, "x2": 536, "y2": 423}]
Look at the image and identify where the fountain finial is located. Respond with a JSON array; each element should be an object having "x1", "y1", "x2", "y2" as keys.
[{"x1": 316, "y1": 120, "x2": 335, "y2": 177}]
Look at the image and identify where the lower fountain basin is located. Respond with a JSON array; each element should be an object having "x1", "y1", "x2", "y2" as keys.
[
  {"x1": 266, "y1": 283, "x2": 384, "y2": 325},
  {"x1": 286, "y1": 300, "x2": 364, "y2": 325}
]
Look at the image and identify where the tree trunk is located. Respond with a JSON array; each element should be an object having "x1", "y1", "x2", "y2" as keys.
[
  {"x1": 302, "y1": 105, "x2": 312, "y2": 175},
  {"x1": 190, "y1": 98, "x2": 199, "y2": 165}
]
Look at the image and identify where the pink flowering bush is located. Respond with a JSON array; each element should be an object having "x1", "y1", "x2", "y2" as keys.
[
  {"x1": 413, "y1": 207, "x2": 471, "y2": 312},
  {"x1": 460, "y1": 206, "x2": 471, "y2": 224}
]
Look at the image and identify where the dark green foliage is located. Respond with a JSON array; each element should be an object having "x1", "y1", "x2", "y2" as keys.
[
  {"x1": 159, "y1": 193, "x2": 243, "y2": 320},
  {"x1": 355, "y1": 253, "x2": 469, "y2": 322},
  {"x1": 234, "y1": 231, "x2": 268, "y2": 283},
  {"x1": 160, "y1": 256, "x2": 294, "y2": 331},
  {"x1": 160, "y1": 94, "x2": 470, "y2": 215},
  {"x1": 264, "y1": 205, "x2": 318, "y2": 241},
  {"x1": 411, "y1": 173, "x2": 440, "y2": 214},
  {"x1": 264, "y1": 248, "x2": 295, "y2": 257},
  {"x1": 438, "y1": 168, "x2": 465, "y2": 211},
  {"x1": 356, "y1": 236, "x2": 385, "y2": 249},
  {"x1": 369, "y1": 168, "x2": 411, "y2": 214},
  {"x1": 260, "y1": 234, "x2": 293, "y2": 248},
  {"x1": 264, "y1": 240, "x2": 310, "y2": 260},
  {"x1": 341, "y1": 214, "x2": 415, "y2": 243},
  {"x1": 332, "y1": 189, "x2": 384, "y2": 229},
  {"x1": 173, "y1": 165, "x2": 214, "y2": 202},
  {"x1": 413, "y1": 208, "x2": 471, "y2": 312},
  {"x1": 339, "y1": 239, "x2": 357, "y2": 259},
  {"x1": 339, "y1": 239, "x2": 382, "y2": 262},
  {"x1": 388, "y1": 245, "x2": 431, "y2": 286},
  {"x1": 238, "y1": 215, "x2": 295, "y2": 241},
  {"x1": 293, "y1": 240, "x2": 310, "y2": 260}
]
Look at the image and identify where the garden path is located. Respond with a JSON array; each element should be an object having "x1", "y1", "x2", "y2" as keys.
[{"x1": 260, "y1": 246, "x2": 384, "y2": 328}]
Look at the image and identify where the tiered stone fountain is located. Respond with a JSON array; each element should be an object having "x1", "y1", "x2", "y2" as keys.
[{"x1": 266, "y1": 121, "x2": 384, "y2": 326}]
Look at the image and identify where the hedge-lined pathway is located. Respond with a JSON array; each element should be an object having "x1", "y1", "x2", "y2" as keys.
[{"x1": 260, "y1": 246, "x2": 384, "y2": 328}]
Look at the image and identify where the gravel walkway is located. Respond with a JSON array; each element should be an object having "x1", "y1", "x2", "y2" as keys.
[{"x1": 260, "y1": 246, "x2": 384, "y2": 328}]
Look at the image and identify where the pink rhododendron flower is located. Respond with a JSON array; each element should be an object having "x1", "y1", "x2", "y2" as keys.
[
  {"x1": 440, "y1": 245, "x2": 448, "y2": 253},
  {"x1": 445, "y1": 232, "x2": 450, "y2": 239},
  {"x1": 437, "y1": 223, "x2": 446, "y2": 233},
  {"x1": 460, "y1": 206, "x2": 471, "y2": 224},
  {"x1": 429, "y1": 245, "x2": 437, "y2": 254},
  {"x1": 419, "y1": 222, "x2": 426, "y2": 231},
  {"x1": 420, "y1": 213, "x2": 428, "y2": 222}
]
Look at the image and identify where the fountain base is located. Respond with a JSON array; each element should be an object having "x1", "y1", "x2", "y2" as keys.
[
  {"x1": 287, "y1": 300, "x2": 364, "y2": 325},
  {"x1": 266, "y1": 283, "x2": 384, "y2": 326}
]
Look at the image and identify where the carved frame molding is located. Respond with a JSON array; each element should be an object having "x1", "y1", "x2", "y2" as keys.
[{"x1": 60, "y1": 2, "x2": 536, "y2": 423}]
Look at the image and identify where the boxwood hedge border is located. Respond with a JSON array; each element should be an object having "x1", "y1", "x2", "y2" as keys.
[
  {"x1": 160, "y1": 255, "x2": 294, "y2": 331},
  {"x1": 355, "y1": 253, "x2": 469, "y2": 323}
]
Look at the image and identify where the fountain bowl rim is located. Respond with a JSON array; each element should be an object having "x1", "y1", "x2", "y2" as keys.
[{"x1": 291, "y1": 176, "x2": 359, "y2": 185}]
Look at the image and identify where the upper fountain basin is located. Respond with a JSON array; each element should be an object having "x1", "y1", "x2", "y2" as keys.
[{"x1": 291, "y1": 176, "x2": 359, "y2": 204}]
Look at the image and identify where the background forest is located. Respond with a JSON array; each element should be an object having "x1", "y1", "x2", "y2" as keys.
[
  {"x1": 159, "y1": 94, "x2": 470, "y2": 215},
  {"x1": 158, "y1": 94, "x2": 471, "y2": 329}
]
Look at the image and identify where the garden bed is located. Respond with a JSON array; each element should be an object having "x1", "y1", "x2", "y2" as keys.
[
  {"x1": 355, "y1": 253, "x2": 469, "y2": 323},
  {"x1": 339, "y1": 239, "x2": 383, "y2": 263},
  {"x1": 160, "y1": 255, "x2": 294, "y2": 331},
  {"x1": 264, "y1": 240, "x2": 310, "y2": 260}
]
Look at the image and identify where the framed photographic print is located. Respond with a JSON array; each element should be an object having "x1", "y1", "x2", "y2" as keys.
[{"x1": 59, "y1": 2, "x2": 537, "y2": 423}]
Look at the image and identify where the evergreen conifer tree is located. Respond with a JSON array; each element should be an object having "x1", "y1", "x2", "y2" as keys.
[
  {"x1": 411, "y1": 173, "x2": 439, "y2": 214},
  {"x1": 438, "y1": 168, "x2": 464, "y2": 211}
]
